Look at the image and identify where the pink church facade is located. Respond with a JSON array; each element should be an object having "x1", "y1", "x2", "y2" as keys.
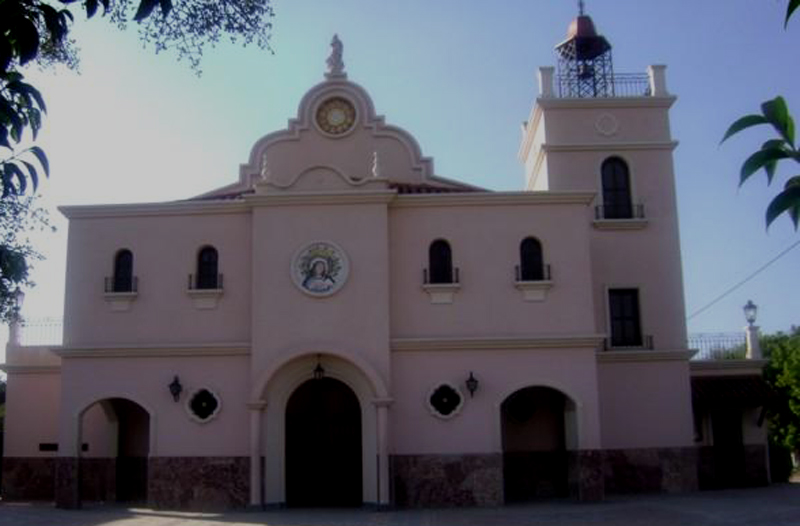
[{"x1": 2, "y1": 17, "x2": 770, "y2": 510}]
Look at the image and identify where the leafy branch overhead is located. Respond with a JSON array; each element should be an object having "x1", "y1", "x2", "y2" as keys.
[
  {"x1": 0, "y1": 0, "x2": 274, "y2": 198},
  {"x1": 722, "y1": 97, "x2": 800, "y2": 229}
]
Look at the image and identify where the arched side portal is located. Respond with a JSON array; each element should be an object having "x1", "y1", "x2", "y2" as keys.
[
  {"x1": 79, "y1": 398, "x2": 150, "y2": 504},
  {"x1": 501, "y1": 386, "x2": 577, "y2": 502},
  {"x1": 285, "y1": 377, "x2": 362, "y2": 507}
]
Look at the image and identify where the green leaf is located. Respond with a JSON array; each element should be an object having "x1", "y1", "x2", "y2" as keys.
[
  {"x1": 787, "y1": 0, "x2": 800, "y2": 28},
  {"x1": 134, "y1": 0, "x2": 160, "y2": 21},
  {"x1": 12, "y1": 18, "x2": 40, "y2": 65},
  {"x1": 740, "y1": 147, "x2": 790, "y2": 185},
  {"x1": 761, "y1": 139, "x2": 789, "y2": 181},
  {"x1": 20, "y1": 160, "x2": 38, "y2": 190},
  {"x1": 0, "y1": 36, "x2": 11, "y2": 72},
  {"x1": 762, "y1": 96, "x2": 796, "y2": 147},
  {"x1": 86, "y1": 0, "x2": 99, "y2": 18},
  {"x1": 721, "y1": 114, "x2": 768, "y2": 143},
  {"x1": 766, "y1": 177, "x2": 800, "y2": 229},
  {"x1": 4, "y1": 163, "x2": 25, "y2": 195},
  {"x1": 159, "y1": 0, "x2": 173, "y2": 17},
  {"x1": 27, "y1": 146, "x2": 49, "y2": 177}
]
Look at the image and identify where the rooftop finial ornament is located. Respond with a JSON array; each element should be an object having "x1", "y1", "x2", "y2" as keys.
[
  {"x1": 325, "y1": 34, "x2": 346, "y2": 79},
  {"x1": 578, "y1": 0, "x2": 585, "y2": 16}
]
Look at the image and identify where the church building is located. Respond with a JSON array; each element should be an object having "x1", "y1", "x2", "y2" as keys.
[{"x1": 1, "y1": 10, "x2": 771, "y2": 510}]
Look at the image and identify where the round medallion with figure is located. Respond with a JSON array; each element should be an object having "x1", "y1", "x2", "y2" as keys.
[
  {"x1": 315, "y1": 97, "x2": 356, "y2": 136},
  {"x1": 292, "y1": 241, "x2": 350, "y2": 297}
]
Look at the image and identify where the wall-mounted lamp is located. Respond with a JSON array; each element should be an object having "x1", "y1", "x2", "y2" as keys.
[
  {"x1": 743, "y1": 300, "x2": 758, "y2": 327},
  {"x1": 465, "y1": 372, "x2": 479, "y2": 398},
  {"x1": 169, "y1": 375, "x2": 183, "y2": 402},
  {"x1": 313, "y1": 354, "x2": 325, "y2": 380}
]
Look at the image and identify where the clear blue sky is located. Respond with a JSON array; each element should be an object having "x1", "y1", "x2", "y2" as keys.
[{"x1": 11, "y1": 0, "x2": 800, "y2": 339}]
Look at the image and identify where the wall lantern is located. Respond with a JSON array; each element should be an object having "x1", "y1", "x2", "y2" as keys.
[
  {"x1": 465, "y1": 371, "x2": 479, "y2": 398},
  {"x1": 169, "y1": 375, "x2": 183, "y2": 402},
  {"x1": 743, "y1": 300, "x2": 758, "y2": 327},
  {"x1": 313, "y1": 354, "x2": 325, "y2": 380}
]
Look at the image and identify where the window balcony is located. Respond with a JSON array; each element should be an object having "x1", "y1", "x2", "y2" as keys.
[
  {"x1": 187, "y1": 273, "x2": 224, "y2": 310},
  {"x1": 514, "y1": 264, "x2": 553, "y2": 302},
  {"x1": 593, "y1": 204, "x2": 648, "y2": 230},
  {"x1": 103, "y1": 276, "x2": 138, "y2": 311},
  {"x1": 422, "y1": 267, "x2": 460, "y2": 304}
]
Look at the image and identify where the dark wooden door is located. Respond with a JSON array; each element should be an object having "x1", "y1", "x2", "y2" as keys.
[{"x1": 286, "y1": 377, "x2": 362, "y2": 507}]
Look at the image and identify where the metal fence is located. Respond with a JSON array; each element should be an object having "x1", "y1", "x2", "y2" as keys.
[{"x1": 688, "y1": 332, "x2": 746, "y2": 360}]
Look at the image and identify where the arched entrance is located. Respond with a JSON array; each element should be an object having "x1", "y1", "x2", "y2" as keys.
[
  {"x1": 285, "y1": 377, "x2": 362, "y2": 507},
  {"x1": 501, "y1": 386, "x2": 575, "y2": 502},
  {"x1": 79, "y1": 398, "x2": 150, "y2": 504}
]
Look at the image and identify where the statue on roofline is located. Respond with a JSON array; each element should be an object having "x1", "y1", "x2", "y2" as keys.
[{"x1": 326, "y1": 34, "x2": 345, "y2": 77}]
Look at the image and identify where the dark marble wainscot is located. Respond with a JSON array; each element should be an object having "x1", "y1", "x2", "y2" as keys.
[
  {"x1": 603, "y1": 447, "x2": 698, "y2": 494},
  {"x1": 55, "y1": 457, "x2": 80, "y2": 509},
  {"x1": 1, "y1": 457, "x2": 55, "y2": 500},
  {"x1": 78, "y1": 458, "x2": 117, "y2": 502},
  {"x1": 391, "y1": 454, "x2": 503, "y2": 507},
  {"x1": 147, "y1": 457, "x2": 249, "y2": 510},
  {"x1": 568, "y1": 450, "x2": 605, "y2": 501}
]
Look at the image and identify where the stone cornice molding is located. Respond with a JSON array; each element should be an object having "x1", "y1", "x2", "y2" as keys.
[
  {"x1": 597, "y1": 350, "x2": 696, "y2": 363},
  {"x1": 536, "y1": 95, "x2": 677, "y2": 110},
  {"x1": 245, "y1": 190, "x2": 397, "y2": 207},
  {"x1": 391, "y1": 334, "x2": 604, "y2": 352},
  {"x1": 0, "y1": 364, "x2": 61, "y2": 374},
  {"x1": 54, "y1": 343, "x2": 251, "y2": 359},
  {"x1": 392, "y1": 191, "x2": 595, "y2": 209},
  {"x1": 542, "y1": 141, "x2": 679, "y2": 153},
  {"x1": 690, "y1": 359, "x2": 767, "y2": 375},
  {"x1": 60, "y1": 200, "x2": 249, "y2": 219},
  {"x1": 372, "y1": 397, "x2": 394, "y2": 408}
]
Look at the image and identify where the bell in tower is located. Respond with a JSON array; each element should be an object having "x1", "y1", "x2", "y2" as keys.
[{"x1": 555, "y1": 1, "x2": 614, "y2": 98}]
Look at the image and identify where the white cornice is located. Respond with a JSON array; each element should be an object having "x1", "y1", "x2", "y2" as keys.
[
  {"x1": 244, "y1": 190, "x2": 397, "y2": 207},
  {"x1": 542, "y1": 141, "x2": 679, "y2": 153},
  {"x1": 690, "y1": 359, "x2": 767, "y2": 375},
  {"x1": 59, "y1": 200, "x2": 250, "y2": 219},
  {"x1": 391, "y1": 334, "x2": 604, "y2": 352},
  {"x1": 54, "y1": 343, "x2": 251, "y2": 358},
  {"x1": 0, "y1": 364, "x2": 61, "y2": 374},
  {"x1": 536, "y1": 96, "x2": 677, "y2": 110},
  {"x1": 391, "y1": 192, "x2": 595, "y2": 208},
  {"x1": 597, "y1": 350, "x2": 696, "y2": 363}
]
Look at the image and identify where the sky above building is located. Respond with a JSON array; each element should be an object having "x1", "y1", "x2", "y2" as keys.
[{"x1": 8, "y1": 0, "x2": 800, "y2": 348}]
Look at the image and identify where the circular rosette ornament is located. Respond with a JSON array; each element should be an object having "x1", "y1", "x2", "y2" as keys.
[
  {"x1": 186, "y1": 388, "x2": 222, "y2": 424},
  {"x1": 291, "y1": 241, "x2": 350, "y2": 297}
]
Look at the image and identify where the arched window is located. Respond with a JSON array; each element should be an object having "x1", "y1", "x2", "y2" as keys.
[
  {"x1": 428, "y1": 240, "x2": 454, "y2": 284},
  {"x1": 112, "y1": 249, "x2": 134, "y2": 292},
  {"x1": 196, "y1": 246, "x2": 219, "y2": 289},
  {"x1": 601, "y1": 157, "x2": 633, "y2": 219},
  {"x1": 518, "y1": 237, "x2": 544, "y2": 281}
]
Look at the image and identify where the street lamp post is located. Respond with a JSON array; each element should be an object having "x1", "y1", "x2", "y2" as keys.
[{"x1": 743, "y1": 300, "x2": 761, "y2": 359}]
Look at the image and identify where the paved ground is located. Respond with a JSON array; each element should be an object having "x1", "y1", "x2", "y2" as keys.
[{"x1": 1, "y1": 484, "x2": 799, "y2": 526}]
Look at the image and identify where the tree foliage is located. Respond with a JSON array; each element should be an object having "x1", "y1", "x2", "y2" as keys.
[
  {"x1": 0, "y1": 195, "x2": 52, "y2": 322},
  {"x1": 721, "y1": 3, "x2": 800, "y2": 230},
  {"x1": 762, "y1": 327, "x2": 800, "y2": 457},
  {"x1": 1, "y1": 0, "x2": 274, "y2": 197}
]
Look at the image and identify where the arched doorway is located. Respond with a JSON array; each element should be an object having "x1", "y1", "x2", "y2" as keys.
[
  {"x1": 501, "y1": 386, "x2": 575, "y2": 502},
  {"x1": 79, "y1": 398, "x2": 150, "y2": 504},
  {"x1": 285, "y1": 377, "x2": 362, "y2": 507}
]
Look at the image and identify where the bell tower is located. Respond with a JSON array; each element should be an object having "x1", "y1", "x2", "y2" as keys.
[{"x1": 518, "y1": 4, "x2": 688, "y2": 352}]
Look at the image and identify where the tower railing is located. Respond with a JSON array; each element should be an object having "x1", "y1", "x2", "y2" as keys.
[
  {"x1": 688, "y1": 332, "x2": 747, "y2": 360},
  {"x1": 555, "y1": 73, "x2": 650, "y2": 98}
]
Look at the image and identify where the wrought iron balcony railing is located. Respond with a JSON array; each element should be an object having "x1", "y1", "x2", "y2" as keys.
[
  {"x1": 514, "y1": 264, "x2": 552, "y2": 282},
  {"x1": 104, "y1": 276, "x2": 139, "y2": 293},
  {"x1": 595, "y1": 204, "x2": 645, "y2": 221},
  {"x1": 423, "y1": 267, "x2": 460, "y2": 285},
  {"x1": 188, "y1": 273, "x2": 224, "y2": 290},
  {"x1": 603, "y1": 334, "x2": 654, "y2": 351}
]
